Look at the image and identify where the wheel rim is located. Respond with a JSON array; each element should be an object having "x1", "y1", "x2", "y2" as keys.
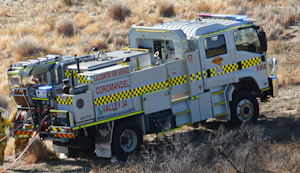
[
  {"x1": 119, "y1": 129, "x2": 138, "y2": 153},
  {"x1": 236, "y1": 99, "x2": 254, "y2": 122}
]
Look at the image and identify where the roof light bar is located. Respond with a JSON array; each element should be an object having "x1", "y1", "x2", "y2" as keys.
[{"x1": 197, "y1": 13, "x2": 248, "y2": 21}]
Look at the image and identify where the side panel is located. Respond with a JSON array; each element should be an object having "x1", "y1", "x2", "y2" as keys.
[
  {"x1": 57, "y1": 92, "x2": 95, "y2": 123},
  {"x1": 185, "y1": 50, "x2": 204, "y2": 95},
  {"x1": 198, "y1": 92, "x2": 213, "y2": 121},
  {"x1": 93, "y1": 77, "x2": 133, "y2": 121},
  {"x1": 131, "y1": 66, "x2": 168, "y2": 112},
  {"x1": 165, "y1": 60, "x2": 187, "y2": 97},
  {"x1": 143, "y1": 89, "x2": 171, "y2": 115}
]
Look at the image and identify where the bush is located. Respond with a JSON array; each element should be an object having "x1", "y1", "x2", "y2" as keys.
[
  {"x1": 23, "y1": 139, "x2": 56, "y2": 164},
  {"x1": 14, "y1": 37, "x2": 46, "y2": 61},
  {"x1": 55, "y1": 17, "x2": 76, "y2": 37},
  {"x1": 92, "y1": 125, "x2": 268, "y2": 173},
  {"x1": 107, "y1": 2, "x2": 131, "y2": 22},
  {"x1": 158, "y1": 1, "x2": 175, "y2": 17}
]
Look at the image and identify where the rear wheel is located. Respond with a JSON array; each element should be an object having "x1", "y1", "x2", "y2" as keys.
[
  {"x1": 112, "y1": 121, "x2": 142, "y2": 161},
  {"x1": 229, "y1": 91, "x2": 259, "y2": 127}
]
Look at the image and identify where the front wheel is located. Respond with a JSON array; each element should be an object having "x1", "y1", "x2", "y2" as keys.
[
  {"x1": 112, "y1": 121, "x2": 142, "y2": 161},
  {"x1": 229, "y1": 91, "x2": 259, "y2": 127}
]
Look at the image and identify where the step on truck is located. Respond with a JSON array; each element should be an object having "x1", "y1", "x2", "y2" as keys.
[{"x1": 8, "y1": 14, "x2": 278, "y2": 160}]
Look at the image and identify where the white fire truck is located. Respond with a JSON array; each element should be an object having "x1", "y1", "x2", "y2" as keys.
[{"x1": 8, "y1": 14, "x2": 278, "y2": 160}]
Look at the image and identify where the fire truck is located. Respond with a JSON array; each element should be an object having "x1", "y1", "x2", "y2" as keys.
[{"x1": 7, "y1": 14, "x2": 278, "y2": 160}]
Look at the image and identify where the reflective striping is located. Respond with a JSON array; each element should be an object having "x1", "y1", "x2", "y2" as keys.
[
  {"x1": 170, "y1": 75, "x2": 187, "y2": 86},
  {"x1": 191, "y1": 96, "x2": 199, "y2": 100},
  {"x1": 261, "y1": 87, "x2": 270, "y2": 92},
  {"x1": 72, "y1": 70, "x2": 78, "y2": 79},
  {"x1": 196, "y1": 72, "x2": 202, "y2": 81},
  {"x1": 23, "y1": 125, "x2": 34, "y2": 129},
  {"x1": 14, "y1": 130, "x2": 33, "y2": 136},
  {"x1": 78, "y1": 75, "x2": 92, "y2": 84},
  {"x1": 175, "y1": 110, "x2": 191, "y2": 116},
  {"x1": 216, "y1": 112, "x2": 228, "y2": 117},
  {"x1": 204, "y1": 57, "x2": 261, "y2": 78},
  {"x1": 32, "y1": 98, "x2": 49, "y2": 101},
  {"x1": 51, "y1": 127, "x2": 62, "y2": 132},
  {"x1": 72, "y1": 110, "x2": 145, "y2": 130},
  {"x1": 212, "y1": 90, "x2": 225, "y2": 95},
  {"x1": 94, "y1": 72, "x2": 201, "y2": 106},
  {"x1": 95, "y1": 80, "x2": 166, "y2": 106},
  {"x1": 65, "y1": 70, "x2": 71, "y2": 78},
  {"x1": 241, "y1": 57, "x2": 260, "y2": 69},
  {"x1": 54, "y1": 133, "x2": 75, "y2": 138},
  {"x1": 57, "y1": 96, "x2": 73, "y2": 105},
  {"x1": 203, "y1": 70, "x2": 208, "y2": 78},
  {"x1": 65, "y1": 70, "x2": 86, "y2": 79},
  {"x1": 211, "y1": 63, "x2": 239, "y2": 77},
  {"x1": 50, "y1": 110, "x2": 68, "y2": 113},
  {"x1": 190, "y1": 74, "x2": 195, "y2": 82},
  {"x1": 214, "y1": 102, "x2": 226, "y2": 106}
]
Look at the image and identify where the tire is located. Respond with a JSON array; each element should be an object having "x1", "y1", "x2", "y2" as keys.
[
  {"x1": 229, "y1": 90, "x2": 259, "y2": 127},
  {"x1": 112, "y1": 121, "x2": 143, "y2": 161}
]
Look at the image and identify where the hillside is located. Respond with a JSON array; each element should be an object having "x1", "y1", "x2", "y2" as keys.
[{"x1": 1, "y1": 0, "x2": 300, "y2": 172}]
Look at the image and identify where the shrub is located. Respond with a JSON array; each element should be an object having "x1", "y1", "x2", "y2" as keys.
[
  {"x1": 0, "y1": 6, "x2": 8, "y2": 17},
  {"x1": 92, "y1": 125, "x2": 267, "y2": 173},
  {"x1": 158, "y1": 1, "x2": 175, "y2": 17},
  {"x1": 91, "y1": 37, "x2": 108, "y2": 50},
  {"x1": 22, "y1": 139, "x2": 56, "y2": 164},
  {"x1": 107, "y1": 2, "x2": 131, "y2": 22},
  {"x1": 55, "y1": 17, "x2": 76, "y2": 37},
  {"x1": 74, "y1": 12, "x2": 93, "y2": 29},
  {"x1": 14, "y1": 37, "x2": 46, "y2": 61}
]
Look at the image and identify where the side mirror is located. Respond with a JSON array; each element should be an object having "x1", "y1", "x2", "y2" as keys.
[
  {"x1": 259, "y1": 31, "x2": 267, "y2": 53},
  {"x1": 92, "y1": 46, "x2": 99, "y2": 52}
]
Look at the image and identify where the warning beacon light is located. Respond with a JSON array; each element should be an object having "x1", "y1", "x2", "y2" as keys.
[
  {"x1": 38, "y1": 85, "x2": 53, "y2": 90},
  {"x1": 197, "y1": 13, "x2": 248, "y2": 21}
]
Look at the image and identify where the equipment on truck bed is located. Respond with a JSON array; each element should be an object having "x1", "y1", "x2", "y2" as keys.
[{"x1": 8, "y1": 14, "x2": 278, "y2": 160}]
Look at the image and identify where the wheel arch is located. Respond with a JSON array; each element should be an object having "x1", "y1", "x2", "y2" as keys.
[
  {"x1": 114, "y1": 113, "x2": 146, "y2": 135},
  {"x1": 233, "y1": 77, "x2": 261, "y2": 97},
  {"x1": 111, "y1": 120, "x2": 143, "y2": 161}
]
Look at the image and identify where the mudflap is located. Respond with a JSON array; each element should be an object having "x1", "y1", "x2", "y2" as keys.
[
  {"x1": 53, "y1": 144, "x2": 68, "y2": 154},
  {"x1": 95, "y1": 143, "x2": 112, "y2": 158}
]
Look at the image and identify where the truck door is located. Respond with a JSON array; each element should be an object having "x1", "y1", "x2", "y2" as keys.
[
  {"x1": 198, "y1": 33, "x2": 237, "y2": 89},
  {"x1": 233, "y1": 27, "x2": 268, "y2": 84}
]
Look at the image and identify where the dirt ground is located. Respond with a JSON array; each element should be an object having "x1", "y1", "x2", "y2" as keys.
[{"x1": 1, "y1": 85, "x2": 297, "y2": 173}]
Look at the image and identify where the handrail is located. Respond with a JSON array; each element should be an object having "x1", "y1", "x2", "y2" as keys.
[
  {"x1": 121, "y1": 47, "x2": 149, "y2": 52},
  {"x1": 136, "y1": 29, "x2": 170, "y2": 33},
  {"x1": 132, "y1": 64, "x2": 155, "y2": 72},
  {"x1": 183, "y1": 49, "x2": 192, "y2": 95}
]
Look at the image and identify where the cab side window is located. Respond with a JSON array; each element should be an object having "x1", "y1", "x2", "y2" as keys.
[
  {"x1": 234, "y1": 28, "x2": 261, "y2": 53},
  {"x1": 204, "y1": 35, "x2": 227, "y2": 58}
]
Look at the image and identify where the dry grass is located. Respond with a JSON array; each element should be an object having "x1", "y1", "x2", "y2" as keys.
[
  {"x1": 107, "y1": 1, "x2": 131, "y2": 22},
  {"x1": 22, "y1": 138, "x2": 56, "y2": 164},
  {"x1": 14, "y1": 37, "x2": 46, "y2": 62},
  {"x1": 92, "y1": 125, "x2": 268, "y2": 172},
  {"x1": 158, "y1": 1, "x2": 176, "y2": 17},
  {"x1": 74, "y1": 12, "x2": 94, "y2": 29},
  {"x1": 55, "y1": 17, "x2": 76, "y2": 37},
  {"x1": 0, "y1": 6, "x2": 8, "y2": 16}
]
